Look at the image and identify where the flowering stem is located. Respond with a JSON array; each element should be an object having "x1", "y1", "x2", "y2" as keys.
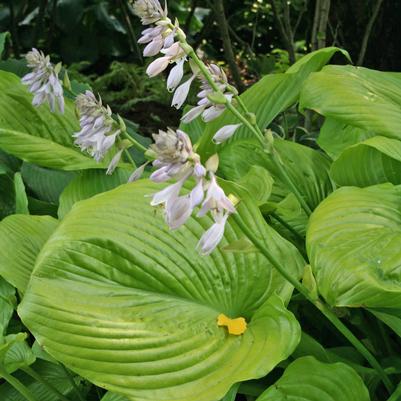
[
  {"x1": 122, "y1": 131, "x2": 148, "y2": 153},
  {"x1": 232, "y1": 212, "x2": 394, "y2": 394},
  {"x1": 174, "y1": 26, "x2": 311, "y2": 215},
  {"x1": 124, "y1": 148, "x2": 137, "y2": 168}
]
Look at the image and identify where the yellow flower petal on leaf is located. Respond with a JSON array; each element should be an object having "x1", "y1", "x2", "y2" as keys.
[{"x1": 217, "y1": 313, "x2": 247, "y2": 335}]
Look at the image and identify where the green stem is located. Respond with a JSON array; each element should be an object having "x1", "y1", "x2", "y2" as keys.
[
  {"x1": 174, "y1": 25, "x2": 311, "y2": 215},
  {"x1": 124, "y1": 148, "x2": 137, "y2": 168},
  {"x1": 0, "y1": 370, "x2": 39, "y2": 401},
  {"x1": 270, "y1": 148, "x2": 313, "y2": 215},
  {"x1": 23, "y1": 366, "x2": 71, "y2": 401},
  {"x1": 387, "y1": 381, "x2": 401, "y2": 401},
  {"x1": 123, "y1": 132, "x2": 148, "y2": 153},
  {"x1": 59, "y1": 363, "x2": 85, "y2": 401},
  {"x1": 232, "y1": 213, "x2": 393, "y2": 393}
]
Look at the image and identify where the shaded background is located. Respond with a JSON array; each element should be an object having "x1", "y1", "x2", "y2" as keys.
[{"x1": 0, "y1": 0, "x2": 399, "y2": 134}]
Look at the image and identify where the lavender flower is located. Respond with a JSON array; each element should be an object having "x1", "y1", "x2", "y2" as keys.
[
  {"x1": 73, "y1": 91, "x2": 120, "y2": 162},
  {"x1": 181, "y1": 64, "x2": 233, "y2": 123},
  {"x1": 148, "y1": 127, "x2": 235, "y2": 254},
  {"x1": 132, "y1": 0, "x2": 167, "y2": 25},
  {"x1": 21, "y1": 48, "x2": 64, "y2": 113},
  {"x1": 213, "y1": 124, "x2": 242, "y2": 144}
]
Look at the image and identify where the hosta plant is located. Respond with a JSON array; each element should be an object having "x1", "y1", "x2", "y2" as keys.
[{"x1": 0, "y1": 1, "x2": 400, "y2": 401}]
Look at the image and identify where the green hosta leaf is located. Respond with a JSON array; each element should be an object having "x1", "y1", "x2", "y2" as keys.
[
  {"x1": 198, "y1": 48, "x2": 349, "y2": 157},
  {"x1": 0, "y1": 70, "x2": 102, "y2": 170},
  {"x1": 2, "y1": 335, "x2": 36, "y2": 374},
  {"x1": 307, "y1": 184, "x2": 401, "y2": 307},
  {"x1": 238, "y1": 166, "x2": 274, "y2": 206},
  {"x1": 318, "y1": 118, "x2": 376, "y2": 160},
  {"x1": 58, "y1": 168, "x2": 131, "y2": 218},
  {"x1": 330, "y1": 136, "x2": 401, "y2": 186},
  {"x1": 0, "y1": 333, "x2": 35, "y2": 374},
  {"x1": 13, "y1": 172, "x2": 29, "y2": 214},
  {"x1": 368, "y1": 308, "x2": 401, "y2": 338},
  {"x1": 0, "y1": 215, "x2": 58, "y2": 292},
  {"x1": 0, "y1": 359, "x2": 84, "y2": 401},
  {"x1": 255, "y1": 356, "x2": 370, "y2": 401},
  {"x1": 300, "y1": 65, "x2": 401, "y2": 139},
  {"x1": 219, "y1": 138, "x2": 334, "y2": 211},
  {"x1": 21, "y1": 163, "x2": 77, "y2": 204},
  {"x1": 0, "y1": 173, "x2": 15, "y2": 220},
  {"x1": 101, "y1": 392, "x2": 131, "y2": 401},
  {"x1": 0, "y1": 278, "x2": 16, "y2": 336},
  {"x1": 20, "y1": 180, "x2": 303, "y2": 401}
]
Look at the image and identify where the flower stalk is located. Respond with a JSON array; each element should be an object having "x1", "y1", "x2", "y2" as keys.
[{"x1": 232, "y1": 212, "x2": 393, "y2": 394}]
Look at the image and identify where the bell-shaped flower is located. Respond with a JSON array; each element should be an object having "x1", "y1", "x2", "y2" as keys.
[
  {"x1": 21, "y1": 48, "x2": 64, "y2": 113},
  {"x1": 213, "y1": 124, "x2": 242, "y2": 144},
  {"x1": 165, "y1": 195, "x2": 193, "y2": 230},
  {"x1": 197, "y1": 213, "x2": 229, "y2": 255},
  {"x1": 132, "y1": 0, "x2": 167, "y2": 25},
  {"x1": 198, "y1": 174, "x2": 236, "y2": 218},
  {"x1": 73, "y1": 91, "x2": 120, "y2": 162},
  {"x1": 167, "y1": 58, "x2": 185, "y2": 92},
  {"x1": 172, "y1": 75, "x2": 196, "y2": 109},
  {"x1": 146, "y1": 56, "x2": 171, "y2": 77},
  {"x1": 106, "y1": 148, "x2": 124, "y2": 175}
]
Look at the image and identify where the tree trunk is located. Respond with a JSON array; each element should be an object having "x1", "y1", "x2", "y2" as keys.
[
  {"x1": 317, "y1": 0, "x2": 331, "y2": 49},
  {"x1": 357, "y1": 0, "x2": 384, "y2": 66},
  {"x1": 213, "y1": 0, "x2": 245, "y2": 92}
]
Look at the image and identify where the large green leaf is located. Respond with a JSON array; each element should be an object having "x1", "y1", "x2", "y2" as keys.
[
  {"x1": 0, "y1": 70, "x2": 102, "y2": 170},
  {"x1": 58, "y1": 168, "x2": 131, "y2": 218},
  {"x1": 318, "y1": 118, "x2": 375, "y2": 160},
  {"x1": 0, "y1": 278, "x2": 16, "y2": 336},
  {"x1": 197, "y1": 48, "x2": 349, "y2": 157},
  {"x1": 307, "y1": 184, "x2": 401, "y2": 308},
  {"x1": 0, "y1": 359, "x2": 84, "y2": 401},
  {"x1": 300, "y1": 65, "x2": 401, "y2": 139},
  {"x1": 0, "y1": 215, "x2": 58, "y2": 292},
  {"x1": 19, "y1": 180, "x2": 303, "y2": 401},
  {"x1": 21, "y1": 163, "x2": 77, "y2": 204},
  {"x1": 219, "y1": 138, "x2": 334, "y2": 211},
  {"x1": 330, "y1": 136, "x2": 401, "y2": 186},
  {"x1": 255, "y1": 356, "x2": 370, "y2": 401}
]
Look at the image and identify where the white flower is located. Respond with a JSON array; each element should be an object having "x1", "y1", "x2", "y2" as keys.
[
  {"x1": 151, "y1": 177, "x2": 186, "y2": 206},
  {"x1": 21, "y1": 48, "x2": 64, "y2": 113},
  {"x1": 181, "y1": 64, "x2": 232, "y2": 123},
  {"x1": 106, "y1": 148, "x2": 124, "y2": 175},
  {"x1": 198, "y1": 174, "x2": 236, "y2": 218},
  {"x1": 171, "y1": 75, "x2": 196, "y2": 109},
  {"x1": 129, "y1": 163, "x2": 148, "y2": 182},
  {"x1": 165, "y1": 195, "x2": 193, "y2": 230},
  {"x1": 132, "y1": 0, "x2": 167, "y2": 25},
  {"x1": 197, "y1": 213, "x2": 229, "y2": 255},
  {"x1": 73, "y1": 91, "x2": 120, "y2": 162},
  {"x1": 146, "y1": 56, "x2": 171, "y2": 77},
  {"x1": 213, "y1": 124, "x2": 242, "y2": 144},
  {"x1": 167, "y1": 58, "x2": 185, "y2": 92}
]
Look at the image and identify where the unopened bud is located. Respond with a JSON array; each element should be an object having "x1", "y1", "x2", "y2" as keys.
[
  {"x1": 227, "y1": 84, "x2": 239, "y2": 96},
  {"x1": 206, "y1": 153, "x2": 219, "y2": 173},
  {"x1": 119, "y1": 139, "x2": 132, "y2": 150},
  {"x1": 117, "y1": 115, "x2": 127, "y2": 133},
  {"x1": 54, "y1": 62, "x2": 62, "y2": 75},
  {"x1": 145, "y1": 148, "x2": 157, "y2": 160},
  {"x1": 246, "y1": 112, "x2": 257, "y2": 125},
  {"x1": 63, "y1": 70, "x2": 72, "y2": 91},
  {"x1": 207, "y1": 92, "x2": 228, "y2": 105}
]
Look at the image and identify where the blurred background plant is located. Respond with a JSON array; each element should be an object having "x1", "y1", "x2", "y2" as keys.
[{"x1": 0, "y1": 0, "x2": 398, "y2": 135}]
